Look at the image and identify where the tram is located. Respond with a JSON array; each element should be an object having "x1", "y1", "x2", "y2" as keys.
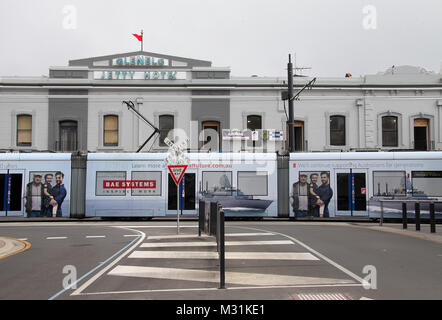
[{"x1": 1, "y1": 151, "x2": 441, "y2": 219}]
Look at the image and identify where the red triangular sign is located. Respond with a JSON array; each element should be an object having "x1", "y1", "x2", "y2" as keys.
[{"x1": 168, "y1": 165, "x2": 187, "y2": 185}]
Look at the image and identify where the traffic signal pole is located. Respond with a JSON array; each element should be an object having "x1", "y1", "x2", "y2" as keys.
[{"x1": 287, "y1": 54, "x2": 295, "y2": 152}]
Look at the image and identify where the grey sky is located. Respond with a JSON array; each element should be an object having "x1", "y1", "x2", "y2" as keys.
[{"x1": 0, "y1": 0, "x2": 441, "y2": 77}]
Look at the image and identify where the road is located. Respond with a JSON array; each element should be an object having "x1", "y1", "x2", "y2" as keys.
[{"x1": 0, "y1": 221, "x2": 440, "y2": 300}]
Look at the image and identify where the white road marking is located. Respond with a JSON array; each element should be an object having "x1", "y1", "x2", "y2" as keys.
[
  {"x1": 128, "y1": 250, "x2": 319, "y2": 260},
  {"x1": 295, "y1": 293, "x2": 350, "y2": 300},
  {"x1": 108, "y1": 265, "x2": 355, "y2": 286},
  {"x1": 18, "y1": 238, "x2": 28, "y2": 241},
  {"x1": 117, "y1": 225, "x2": 197, "y2": 229},
  {"x1": 147, "y1": 232, "x2": 276, "y2": 240},
  {"x1": 86, "y1": 235, "x2": 106, "y2": 239},
  {"x1": 124, "y1": 235, "x2": 139, "y2": 237},
  {"x1": 46, "y1": 237, "x2": 67, "y2": 240},
  {"x1": 233, "y1": 226, "x2": 366, "y2": 284},
  {"x1": 140, "y1": 240, "x2": 294, "y2": 248},
  {"x1": 74, "y1": 283, "x2": 364, "y2": 296},
  {"x1": 225, "y1": 232, "x2": 275, "y2": 237},
  {"x1": 70, "y1": 227, "x2": 146, "y2": 296},
  {"x1": 147, "y1": 234, "x2": 209, "y2": 240}
]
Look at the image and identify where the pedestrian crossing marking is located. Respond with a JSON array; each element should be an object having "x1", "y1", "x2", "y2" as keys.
[
  {"x1": 225, "y1": 233, "x2": 275, "y2": 237},
  {"x1": 292, "y1": 293, "x2": 351, "y2": 300},
  {"x1": 140, "y1": 240, "x2": 294, "y2": 248},
  {"x1": 108, "y1": 265, "x2": 355, "y2": 286},
  {"x1": 128, "y1": 250, "x2": 319, "y2": 260},
  {"x1": 146, "y1": 232, "x2": 274, "y2": 241},
  {"x1": 147, "y1": 234, "x2": 210, "y2": 240}
]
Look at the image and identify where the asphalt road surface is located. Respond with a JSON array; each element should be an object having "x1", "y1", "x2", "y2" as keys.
[{"x1": 0, "y1": 221, "x2": 440, "y2": 300}]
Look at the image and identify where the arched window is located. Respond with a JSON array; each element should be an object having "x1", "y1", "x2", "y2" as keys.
[
  {"x1": 330, "y1": 115, "x2": 346, "y2": 146},
  {"x1": 247, "y1": 115, "x2": 262, "y2": 131},
  {"x1": 103, "y1": 115, "x2": 119, "y2": 146},
  {"x1": 159, "y1": 115, "x2": 174, "y2": 147},
  {"x1": 382, "y1": 116, "x2": 398, "y2": 147},
  {"x1": 17, "y1": 115, "x2": 32, "y2": 146}
]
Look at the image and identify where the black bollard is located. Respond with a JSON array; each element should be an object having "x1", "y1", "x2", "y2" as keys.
[
  {"x1": 402, "y1": 202, "x2": 407, "y2": 229},
  {"x1": 415, "y1": 203, "x2": 421, "y2": 231},
  {"x1": 429, "y1": 203, "x2": 436, "y2": 234},
  {"x1": 219, "y1": 209, "x2": 225, "y2": 289}
]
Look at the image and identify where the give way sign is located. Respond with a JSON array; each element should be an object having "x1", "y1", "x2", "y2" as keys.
[{"x1": 168, "y1": 165, "x2": 188, "y2": 186}]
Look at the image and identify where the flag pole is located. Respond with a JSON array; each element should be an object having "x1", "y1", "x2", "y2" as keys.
[{"x1": 141, "y1": 29, "x2": 143, "y2": 52}]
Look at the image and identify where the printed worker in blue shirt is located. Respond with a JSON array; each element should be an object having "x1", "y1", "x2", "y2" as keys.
[
  {"x1": 313, "y1": 172, "x2": 334, "y2": 218},
  {"x1": 48, "y1": 171, "x2": 67, "y2": 217}
]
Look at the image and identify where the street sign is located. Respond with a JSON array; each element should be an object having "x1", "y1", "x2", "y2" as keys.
[
  {"x1": 164, "y1": 138, "x2": 189, "y2": 235},
  {"x1": 168, "y1": 165, "x2": 188, "y2": 186}
]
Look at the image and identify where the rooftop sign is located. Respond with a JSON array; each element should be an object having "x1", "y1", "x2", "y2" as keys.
[
  {"x1": 94, "y1": 70, "x2": 186, "y2": 80},
  {"x1": 112, "y1": 55, "x2": 168, "y2": 66}
]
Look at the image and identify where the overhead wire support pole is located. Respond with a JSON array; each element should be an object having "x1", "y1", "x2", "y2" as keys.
[
  {"x1": 291, "y1": 77, "x2": 317, "y2": 102},
  {"x1": 286, "y1": 60, "x2": 316, "y2": 153},
  {"x1": 287, "y1": 54, "x2": 295, "y2": 153},
  {"x1": 123, "y1": 100, "x2": 160, "y2": 153}
]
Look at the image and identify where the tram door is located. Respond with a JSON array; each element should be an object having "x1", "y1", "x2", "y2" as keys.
[
  {"x1": 167, "y1": 172, "x2": 197, "y2": 216},
  {"x1": 0, "y1": 170, "x2": 25, "y2": 217},
  {"x1": 335, "y1": 169, "x2": 368, "y2": 216}
]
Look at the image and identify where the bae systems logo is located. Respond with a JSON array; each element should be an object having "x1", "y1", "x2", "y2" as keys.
[{"x1": 102, "y1": 180, "x2": 156, "y2": 189}]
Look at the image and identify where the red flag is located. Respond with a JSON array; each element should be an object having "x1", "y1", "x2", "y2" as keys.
[{"x1": 132, "y1": 33, "x2": 143, "y2": 42}]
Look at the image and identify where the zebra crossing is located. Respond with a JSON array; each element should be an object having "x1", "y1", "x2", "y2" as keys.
[{"x1": 95, "y1": 229, "x2": 357, "y2": 292}]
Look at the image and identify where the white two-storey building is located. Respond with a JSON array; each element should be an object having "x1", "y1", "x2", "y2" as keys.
[{"x1": 1, "y1": 51, "x2": 441, "y2": 154}]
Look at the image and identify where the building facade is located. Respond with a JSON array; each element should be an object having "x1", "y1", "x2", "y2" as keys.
[{"x1": 1, "y1": 51, "x2": 441, "y2": 153}]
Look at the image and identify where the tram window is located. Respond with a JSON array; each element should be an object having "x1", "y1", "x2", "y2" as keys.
[
  {"x1": 202, "y1": 171, "x2": 232, "y2": 196},
  {"x1": 131, "y1": 171, "x2": 162, "y2": 196},
  {"x1": 96, "y1": 171, "x2": 126, "y2": 196},
  {"x1": 411, "y1": 171, "x2": 442, "y2": 197},
  {"x1": 373, "y1": 171, "x2": 406, "y2": 196},
  {"x1": 237, "y1": 171, "x2": 268, "y2": 196},
  {"x1": 30, "y1": 172, "x2": 57, "y2": 185}
]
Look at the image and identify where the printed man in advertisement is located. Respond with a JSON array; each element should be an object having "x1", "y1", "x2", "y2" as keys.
[
  {"x1": 290, "y1": 174, "x2": 309, "y2": 218},
  {"x1": 49, "y1": 171, "x2": 67, "y2": 217},
  {"x1": 308, "y1": 173, "x2": 319, "y2": 216},
  {"x1": 42, "y1": 173, "x2": 56, "y2": 217},
  {"x1": 313, "y1": 172, "x2": 334, "y2": 218},
  {"x1": 24, "y1": 173, "x2": 44, "y2": 217}
]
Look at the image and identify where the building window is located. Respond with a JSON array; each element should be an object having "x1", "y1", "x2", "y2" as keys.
[
  {"x1": 159, "y1": 115, "x2": 174, "y2": 147},
  {"x1": 330, "y1": 115, "x2": 346, "y2": 146},
  {"x1": 103, "y1": 115, "x2": 119, "y2": 146},
  {"x1": 17, "y1": 115, "x2": 32, "y2": 146},
  {"x1": 247, "y1": 115, "x2": 262, "y2": 131},
  {"x1": 382, "y1": 116, "x2": 398, "y2": 147},
  {"x1": 59, "y1": 120, "x2": 78, "y2": 151}
]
